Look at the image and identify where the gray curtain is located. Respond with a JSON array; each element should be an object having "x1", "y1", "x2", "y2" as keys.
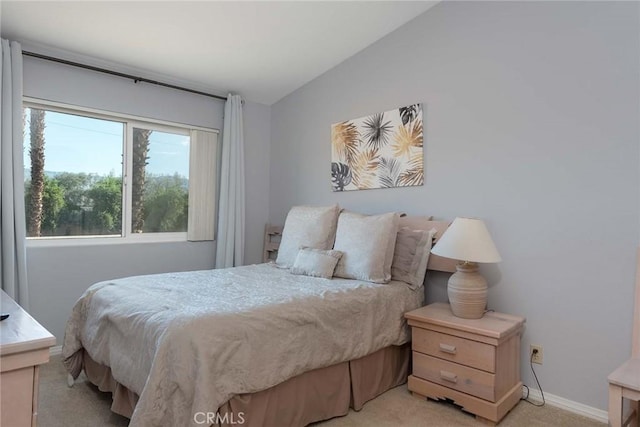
[
  {"x1": 215, "y1": 94, "x2": 245, "y2": 268},
  {"x1": 0, "y1": 39, "x2": 29, "y2": 308}
]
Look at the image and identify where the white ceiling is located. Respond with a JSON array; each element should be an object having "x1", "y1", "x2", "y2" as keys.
[{"x1": 1, "y1": 1, "x2": 437, "y2": 105}]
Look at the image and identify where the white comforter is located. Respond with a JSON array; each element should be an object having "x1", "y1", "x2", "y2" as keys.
[{"x1": 62, "y1": 263, "x2": 422, "y2": 427}]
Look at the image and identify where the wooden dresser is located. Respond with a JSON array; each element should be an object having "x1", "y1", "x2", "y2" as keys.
[
  {"x1": 405, "y1": 303, "x2": 525, "y2": 425},
  {"x1": 0, "y1": 290, "x2": 56, "y2": 427}
]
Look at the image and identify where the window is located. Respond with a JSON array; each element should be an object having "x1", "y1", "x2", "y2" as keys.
[
  {"x1": 23, "y1": 101, "x2": 217, "y2": 243},
  {"x1": 130, "y1": 127, "x2": 189, "y2": 234}
]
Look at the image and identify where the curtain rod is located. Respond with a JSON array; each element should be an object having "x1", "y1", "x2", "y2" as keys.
[{"x1": 22, "y1": 51, "x2": 227, "y2": 102}]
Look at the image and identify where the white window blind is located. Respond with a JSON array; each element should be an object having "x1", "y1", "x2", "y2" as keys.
[{"x1": 188, "y1": 129, "x2": 218, "y2": 241}]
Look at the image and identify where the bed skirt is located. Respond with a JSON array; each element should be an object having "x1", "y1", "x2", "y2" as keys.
[{"x1": 82, "y1": 343, "x2": 410, "y2": 426}]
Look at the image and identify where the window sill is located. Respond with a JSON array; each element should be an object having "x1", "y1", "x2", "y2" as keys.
[{"x1": 26, "y1": 232, "x2": 189, "y2": 248}]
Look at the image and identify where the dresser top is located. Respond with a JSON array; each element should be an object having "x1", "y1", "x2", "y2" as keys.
[
  {"x1": 405, "y1": 302, "x2": 525, "y2": 340},
  {"x1": 0, "y1": 290, "x2": 56, "y2": 356},
  {"x1": 609, "y1": 358, "x2": 640, "y2": 390}
]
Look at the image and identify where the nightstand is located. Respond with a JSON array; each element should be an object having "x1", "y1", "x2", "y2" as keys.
[{"x1": 405, "y1": 302, "x2": 525, "y2": 425}]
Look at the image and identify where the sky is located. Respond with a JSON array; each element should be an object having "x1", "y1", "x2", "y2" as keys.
[{"x1": 23, "y1": 109, "x2": 190, "y2": 178}]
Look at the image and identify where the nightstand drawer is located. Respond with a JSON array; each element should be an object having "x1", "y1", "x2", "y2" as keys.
[
  {"x1": 413, "y1": 352, "x2": 496, "y2": 402},
  {"x1": 412, "y1": 328, "x2": 495, "y2": 373}
]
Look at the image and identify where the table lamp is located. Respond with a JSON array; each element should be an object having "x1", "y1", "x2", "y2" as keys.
[{"x1": 431, "y1": 217, "x2": 501, "y2": 319}]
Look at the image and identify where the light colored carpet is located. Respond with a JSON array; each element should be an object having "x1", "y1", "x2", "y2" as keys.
[{"x1": 38, "y1": 355, "x2": 606, "y2": 427}]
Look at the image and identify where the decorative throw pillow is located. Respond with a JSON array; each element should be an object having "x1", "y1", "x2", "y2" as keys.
[
  {"x1": 290, "y1": 247, "x2": 344, "y2": 279},
  {"x1": 398, "y1": 215, "x2": 434, "y2": 228},
  {"x1": 391, "y1": 227, "x2": 437, "y2": 289},
  {"x1": 333, "y1": 211, "x2": 400, "y2": 283},
  {"x1": 276, "y1": 204, "x2": 340, "y2": 268}
]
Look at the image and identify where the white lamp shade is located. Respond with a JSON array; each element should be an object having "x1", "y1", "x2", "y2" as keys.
[{"x1": 431, "y1": 217, "x2": 501, "y2": 263}]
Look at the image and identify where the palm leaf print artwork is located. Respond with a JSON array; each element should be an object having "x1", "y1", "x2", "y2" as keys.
[
  {"x1": 331, "y1": 121, "x2": 359, "y2": 166},
  {"x1": 330, "y1": 104, "x2": 423, "y2": 191},
  {"x1": 351, "y1": 148, "x2": 380, "y2": 190},
  {"x1": 331, "y1": 162, "x2": 352, "y2": 191},
  {"x1": 399, "y1": 153, "x2": 424, "y2": 186},
  {"x1": 362, "y1": 113, "x2": 392, "y2": 150},
  {"x1": 379, "y1": 157, "x2": 403, "y2": 188},
  {"x1": 399, "y1": 104, "x2": 420, "y2": 126},
  {"x1": 392, "y1": 120, "x2": 423, "y2": 159}
]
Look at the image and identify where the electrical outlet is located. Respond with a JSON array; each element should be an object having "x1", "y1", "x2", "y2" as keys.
[{"x1": 530, "y1": 344, "x2": 543, "y2": 364}]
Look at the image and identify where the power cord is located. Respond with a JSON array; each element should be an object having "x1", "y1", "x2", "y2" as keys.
[{"x1": 522, "y1": 348, "x2": 546, "y2": 407}]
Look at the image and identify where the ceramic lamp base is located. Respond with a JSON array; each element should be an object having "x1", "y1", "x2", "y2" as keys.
[{"x1": 447, "y1": 262, "x2": 487, "y2": 319}]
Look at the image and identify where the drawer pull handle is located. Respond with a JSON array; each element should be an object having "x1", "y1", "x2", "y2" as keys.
[
  {"x1": 439, "y1": 343, "x2": 457, "y2": 354},
  {"x1": 440, "y1": 370, "x2": 458, "y2": 383}
]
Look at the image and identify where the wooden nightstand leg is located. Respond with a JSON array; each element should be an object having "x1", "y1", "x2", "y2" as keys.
[
  {"x1": 32, "y1": 365, "x2": 40, "y2": 427},
  {"x1": 411, "y1": 391, "x2": 427, "y2": 401},
  {"x1": 609, "y1": 383, "x2": 623, "y2": 427},
  {"x1": 475, "y1": 415, "x2": 497, "y2": 426},
  {"x1": 631, "y1": 400, "x2": 640, "y2": 427}
]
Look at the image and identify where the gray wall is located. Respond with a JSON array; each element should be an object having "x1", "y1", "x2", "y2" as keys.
[
  {"x1": 269, "y1": 1, "x2": 639, "y2": 410},
  {"x1": 22, "y1": 52, "x2": 271, "y2": 343}
]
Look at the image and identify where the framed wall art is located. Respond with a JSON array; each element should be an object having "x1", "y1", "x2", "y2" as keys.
[{"x1": 331, "y1": 103, "x2": 423, "y2": 192}]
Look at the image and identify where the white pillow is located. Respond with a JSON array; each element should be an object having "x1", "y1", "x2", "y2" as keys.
[
  {"x1": 276, "y1": 205, "x2": 340, "y2": 268},
  {"x1": 290, "y1": 247, "x2": 344, "y2": 279},
  {"x1": 391, "y1": 227, "x2": 436, "y2": 289},
  {"x1": 333, "y1": 211, "x2": 400, "y2": 283}
]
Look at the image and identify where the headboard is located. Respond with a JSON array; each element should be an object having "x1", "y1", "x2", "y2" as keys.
[
  {"x1": 263, "y1": 216, "x2": 457, "y2": 273},
  {"x1": 398, "y1": 216, "x2": 457, "y2": 273}
]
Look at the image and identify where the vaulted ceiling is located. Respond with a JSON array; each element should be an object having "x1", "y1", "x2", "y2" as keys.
[{"x1": 1, "y1": 1, "x2": 438, "y2": 104}]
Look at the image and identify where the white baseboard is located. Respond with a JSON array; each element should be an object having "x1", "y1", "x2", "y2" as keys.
[
  {"x1": 50, "y1": 345, "x2": 62, "y2": 357},
  {"x1": 523, "y1": 386, "x2": 608, "y2": 424}
]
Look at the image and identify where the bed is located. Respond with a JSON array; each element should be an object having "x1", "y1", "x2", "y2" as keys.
[{"x1": 62, "y1": 210, "x2": 456, "y2": 427}]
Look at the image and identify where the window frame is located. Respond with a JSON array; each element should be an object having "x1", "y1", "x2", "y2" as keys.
[{"x1": 23, "y1": 98, "x2": 218, "y2": 247}]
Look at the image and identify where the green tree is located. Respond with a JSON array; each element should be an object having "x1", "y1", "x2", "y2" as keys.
[
  {"x1": 142, "y1": 173, "x2": 188, "y2": 232},
  {"x1": 87, "y1": 175, "x2": 122, "y2": 234},
  {"x1": 55, "y1": 172, "x2": 96, "y2": 234},
  {"x1": 40, "y1": 177, "x2": 65, "y2": 235}
]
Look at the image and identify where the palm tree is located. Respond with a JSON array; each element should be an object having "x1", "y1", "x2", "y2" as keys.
[
  {"x1": 28, "y1": 108, "x2": 46, "y2": 237},
  {"x1": 132, "y1": 128, "x2": 151, "y2": 233}
]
